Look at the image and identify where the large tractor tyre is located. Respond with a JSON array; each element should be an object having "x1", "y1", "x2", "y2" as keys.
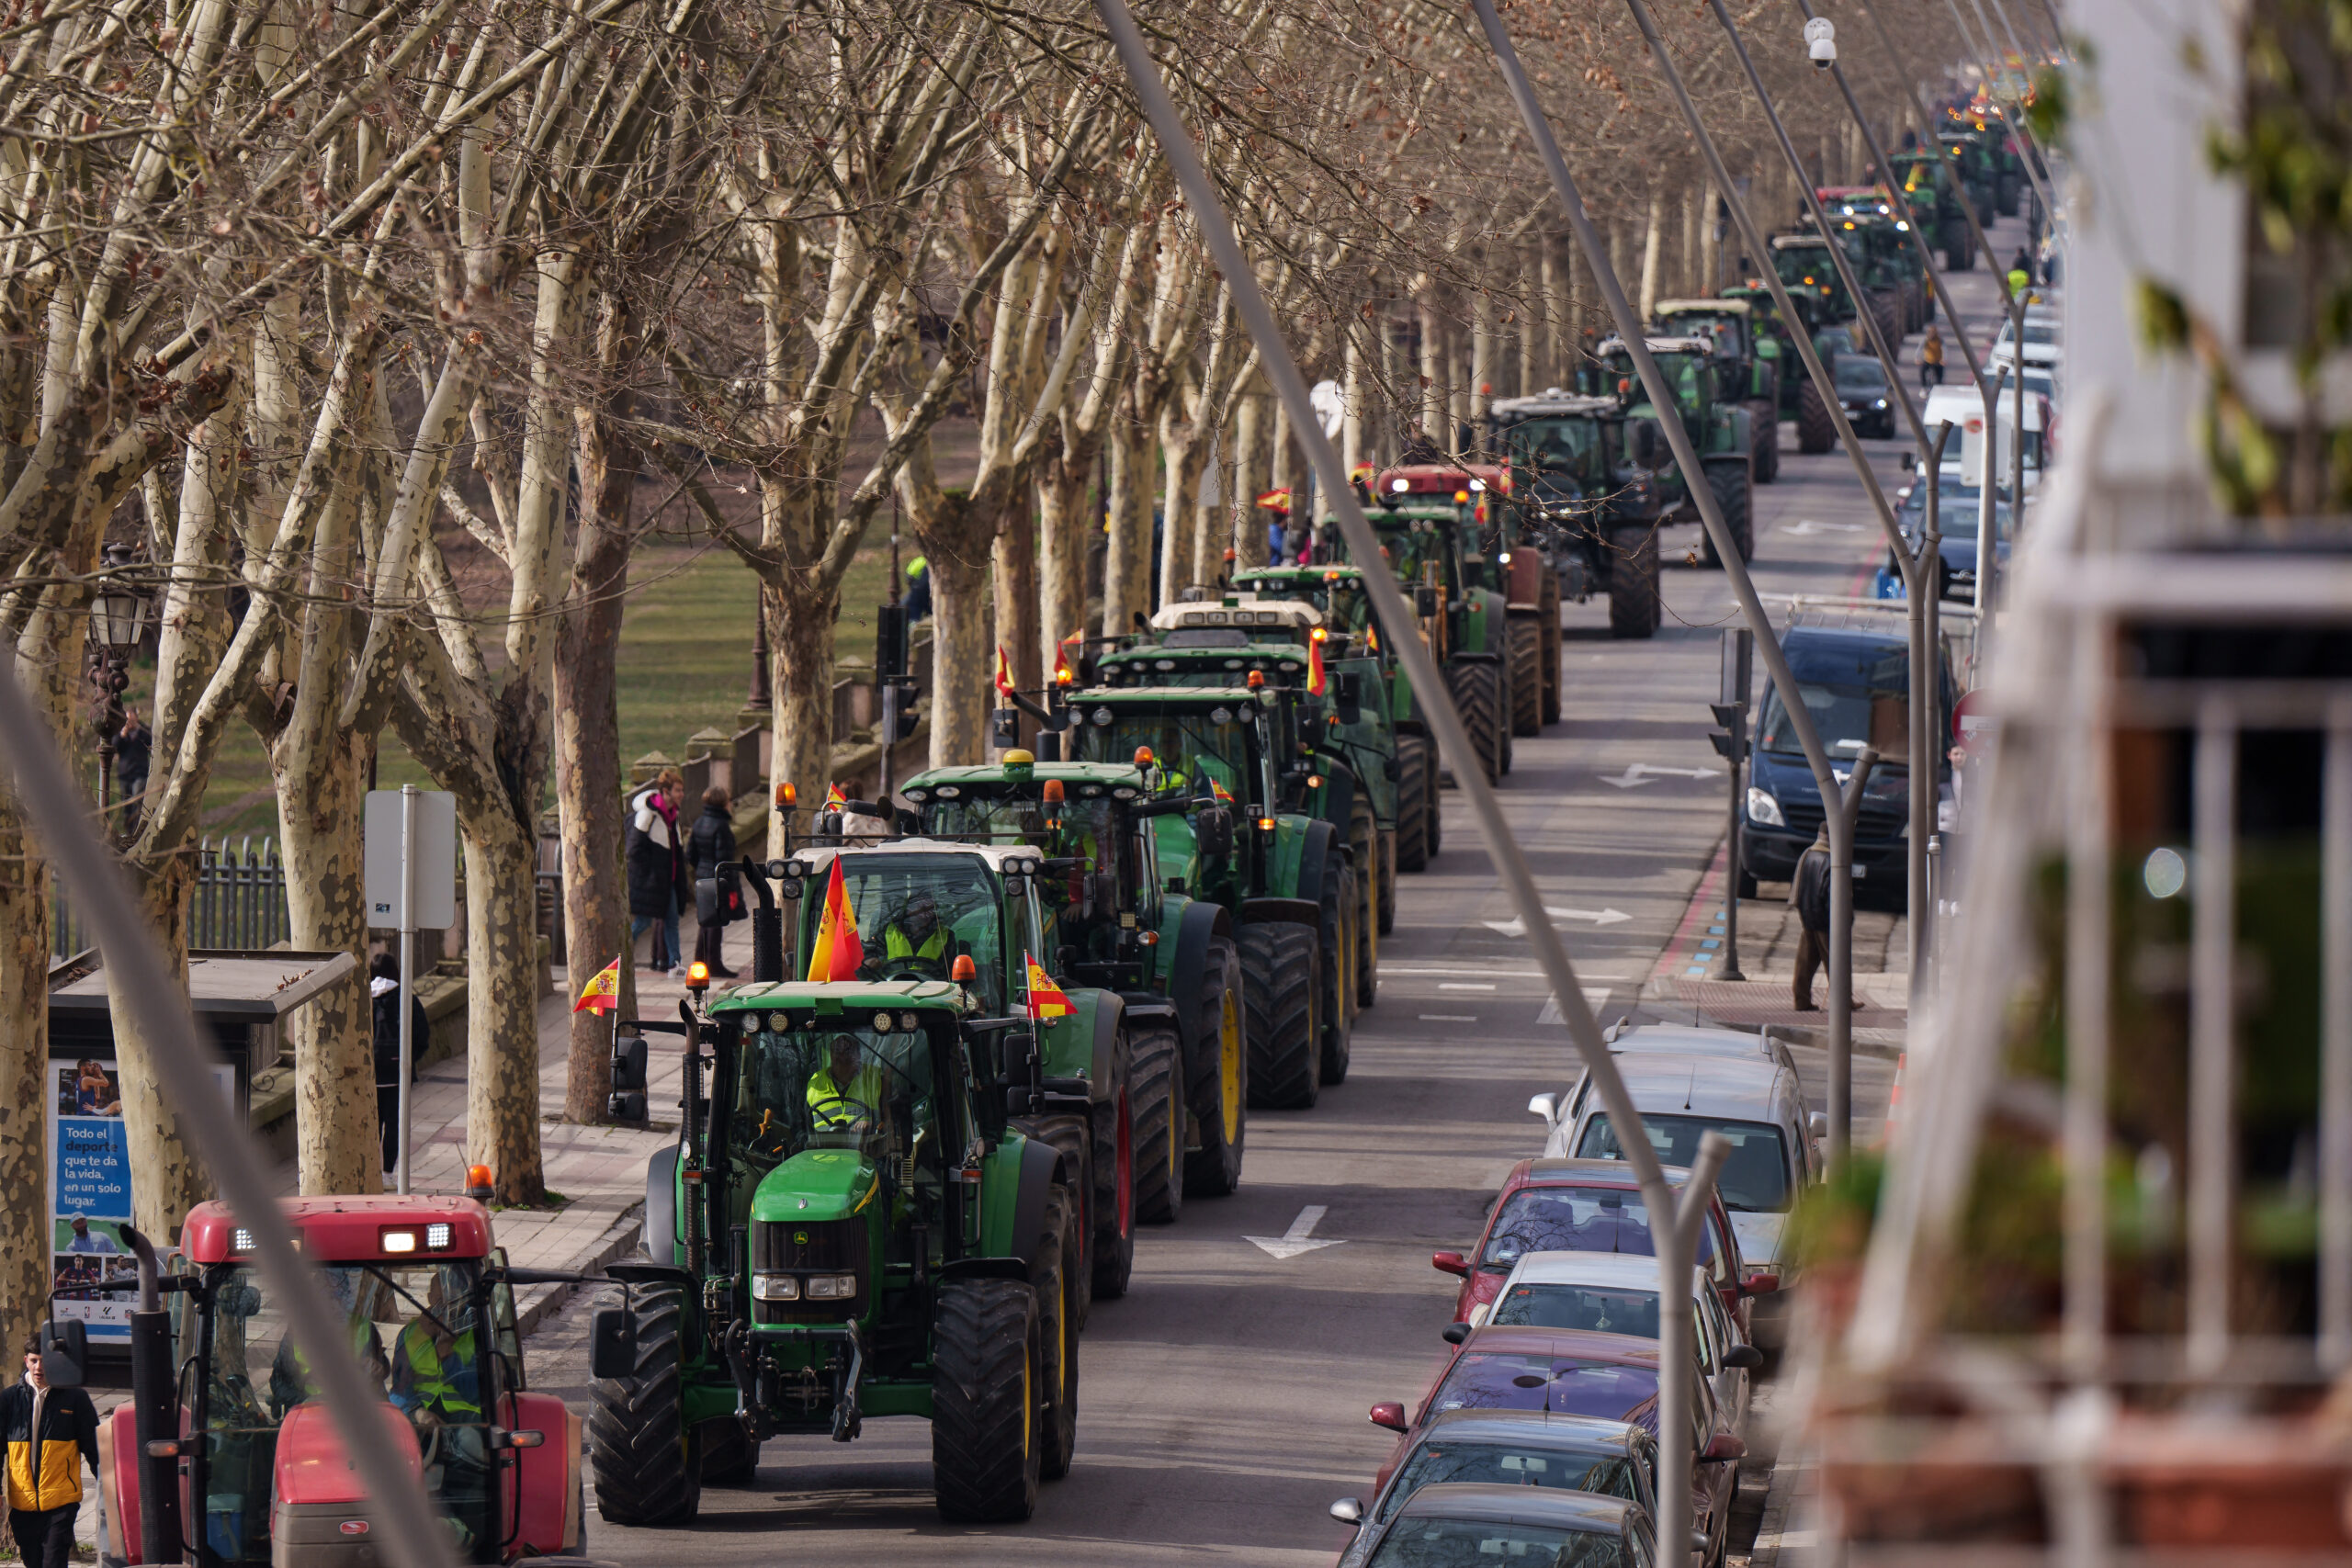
[
  {"x1": 1035, "y1": 1183, "x2": 1080, "y2": 1481},
  {"x1": 1130, "y1": 1023, "x2": 1185, "y2": 1225},
  {"x1": 1376, "y1": 828, "x2": 1397, "y2": 935},
  {"x1": 1870, "y1": 293, "x2": 1902, "y2": 360},
  {"x1": 1240, "y1": 920, "x2": 1320, "y2": 1111},
  {"x1": 1750, "y1": 400, "x2": 1781, "y2": 485},
  {"x1": 1182, "y1": 937, "x2": 1247, "y2": 1197},
  {"x1": 1443, "y1": 660, "x2": 1501, "y2": 785},
  {"x1": 931, "y1": 1278, "x2": 1044, "y2": 1522},
  {"x1": 1394, "y1": 736, "x2": 1433, "y2": 874},
  {"x1": 1348, "y1": 794, "x2": 1381, "y2": 1001},
  {"x1": 1016, "y1": 1114, "x2": 1093, "y2": 1329},
  {"x1": 698, "y1": 1418, "x2": 760, "y2": 1487},
  {"x1": 1795, "y1": 377, "x2": 1837, "y2": 456},
  {"x1": 1608, "y1": 526, "x2": 1661, "y2": 640},
  {"x1": 1699, "y1": 463, "x2": 1754, "y2": 568},
  {"x1": 1089, "y1": 1047, "x2": 1137, "y2": 1300},
  {"x1": 1539, "y1": 573, "x2": 1563, "y2": 724},
  {"x1": 1315, "y1": 866, "x2": 1352, "y2": 1088},
  {"x1": 587, "y1": 1285, "x2": 702, "y2": 1527},
  {"x1": 1507, "y1": 617, "x2": 1543, "y2": 738}
]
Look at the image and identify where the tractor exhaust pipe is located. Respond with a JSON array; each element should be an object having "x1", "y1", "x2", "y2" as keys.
[
  {"x1": 119, "y1": 1226, "x2": 183, "y2": 1565},
  {"x1": 739, "y1": 856, "x2": 785, "y2": 983}
]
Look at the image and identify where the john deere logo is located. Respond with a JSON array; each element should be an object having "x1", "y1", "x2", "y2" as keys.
[{"x1": 795, "y1": 1231, "x2": 809, "y2": 1244}]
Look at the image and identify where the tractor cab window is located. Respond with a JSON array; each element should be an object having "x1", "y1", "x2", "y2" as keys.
[
  {"x1": 1073, "y1": 707, "x2": 1254, "y2": 807},
  {"x1": 199, "y1": 1260, "x2": 497, "y2": 1566},
  {"x1": 1508, "y1": 419, "x2": 1606, "y2": 485},
  {"x1": 824, "y1": 855, "x2": 1007, "y2": 1010},
  {"x1": 731, "y1": 1021, "x2": 939, "y2": 1180}
]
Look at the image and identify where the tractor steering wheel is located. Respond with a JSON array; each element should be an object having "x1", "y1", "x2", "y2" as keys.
[
  {"x1": 882, "y1": 965, "x2": 940, "y2": 983},
  {"x1": 808, "y1": 1095, "x2": 874, "y2": 1134}
]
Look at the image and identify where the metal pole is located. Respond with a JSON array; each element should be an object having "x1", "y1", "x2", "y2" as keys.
[
  {"x1": 1912, "y1": 423, "x2": 1954, "y2": 1018},
  {"x1": 398, "y1": 783, "x2": 416, "y2": 1195},
  {"x1": 1834, "y1": 747, "x2": 1883, "y2": 1158},
  {"x1": 0, "y1": 649, "x2": 462, "y2": 1568},
  {"x1": 1978, "y1": 359, "x2": 2011, "y2": 616},
  {"x1": 2009, "y1": 289, "x2": 2029, "y2": 611},
  {"x1": 1084, "y1": 10, "x2": 1770, "y2": 1560}
]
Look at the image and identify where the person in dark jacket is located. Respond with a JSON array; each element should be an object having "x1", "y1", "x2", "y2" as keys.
[
  {"x1": 371, "y1": 953, "x2": 429, "y2": 1176},
  {"x1": 688, "y1": 785, "x2": 741, "y2": 979},
  {"x1": 628, "y1": 770, "x2": 690, "y2": 973},
  {"x1": 1788, "y1": 826, "x2": 1854, "y2": 1011},
  {"x1": 113, "y1": 711, "x2": 151, "y2": 836},
  {"x1": 4, "y1": 1337, "x2": 101, "y2": 1568}
]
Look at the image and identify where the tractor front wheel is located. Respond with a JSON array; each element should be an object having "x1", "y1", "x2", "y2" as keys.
[
  {"x1": 1089, "y1": 1038, "x2": 1136, "y2": 1298},
  {"x1": 1795, "y1": 377, "x2": 1836, "y2": 456},
  {"x1": 932, "y1": 1279, "x2": 1044, "y2": 1522},
  {"x1": 699, "y1": 1418, "x2": 759, "y2": 1487},
  {"x1": 1376, "y1": 827, "x2": 1397, "y2": 934},
  {"x1": 1316, "y1": 863, "x2": 1353, "y2": 1087},
  {"x1": 1608, "y1": 526, "x2": 1661, "y2": 640},
  {"x1": 1182, "y1": 937, "x2": 1248, "y2": 1196},
  {"x1": 1443, "y1": 660, "x2": 1501, "y2": 785},
  {"x1": 1394, "y1": 736, "x2": 1433, "y2": 873},
  {"x1": 1241, "y1": 920, "x2": 1320, "y2": 1110},
  {"x1": 1508, "y1": 617, "x2": 1542, "y2": 738},
  {"x1": 1035, "y1": 1183, "x2": 1080, "y2": 1481},
  {"x1": 1701, "y1": 462, "x2": 1753, "y2": 567},
  {"x1": 1349, "y1": 793, "x2": 1381, "y2": 996},
  {"x1": 1539, "y1": 570, "x2": 1563, "y2": 724},
  {"x1": 587, "y1": 1285, "x2": 702, "y2": 1527},
  {"x1": 1130, "y1": 1022, "x2": 1185, "y2": 1224}
]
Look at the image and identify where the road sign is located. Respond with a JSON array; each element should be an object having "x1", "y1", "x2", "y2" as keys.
[
  {"x1": 1951, "y1": 689, "x2": 1993, "y2": 757},
  {"x1": 365, "y1": 789, "x2": 457, "y2": 929}
]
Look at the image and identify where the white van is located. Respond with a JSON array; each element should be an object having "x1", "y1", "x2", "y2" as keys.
[{"x1": 1920, "y1": 381, "x2": 2048, "y2": 493}]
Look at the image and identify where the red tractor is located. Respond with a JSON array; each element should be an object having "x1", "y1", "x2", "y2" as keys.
[{"x1": 87, "y1": 1195, "x2": 586, "y2": 1568}]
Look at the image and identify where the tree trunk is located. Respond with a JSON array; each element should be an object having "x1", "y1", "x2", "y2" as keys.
[
  {"x1": 1343, "y1": 326, "x2": 1366, "y2": 479},
  {"x1": 275, "y1": 726, "x2": 377, "y2": 1195},
  {"x1": 1232, "y1": 386, "x2": 1268, "y2": 570},
  {"x1": 0, "y1": 753, "x2": 52, "y2": 1367},
  {"x1": 103, "y1": 855, "x2": 209, "y2": 1242},
  {"x1": 1700, "y1": 185, "x2": 1721, "y2": 298},
  {"x1": 993, "y1": 507, "x2": 1040, "y2": 698},
  {"x1": 923, "y1": 502, "x2": 995, "y2": 769},
  {"x1": 1521, "y1": 240, "x2": 1544, "y2": 398},
  {"x1": 1639, "y1": 190, "x2": 1665, "y2": 322},
  {"x1": 458, "y1": 810, "x2": 546, "y2": 1204},
  {"x1": 1156, "y1": 415, "x2": 1197, "y2": 608},
  {"x1": 1542, "y1": 237, "x2": 1563, "y2": 393},
  {"x1": 766, "y1": 572, "x2": 838, "y2": 854},
  {"x1": 1036, "y1": 468, "x2": 1089, "y2": 677},
  {"x1": 1102, "y1": 420, "x2": 1148, "y2": 638},
  {"x1": 1471, "y1": 283, "x2": 1498, "y2": 430},
  {"x1": 1680, "y1": 186, "x2": 1701, "y2": 299},
  {"x1": 1417, "y1": 301, "x2": 1443, "y2": 451}
]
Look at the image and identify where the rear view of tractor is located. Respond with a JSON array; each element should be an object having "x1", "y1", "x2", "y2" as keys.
[
  {"x1": 1487, "y1": 392, "x2": 1666, "y2": 640},
  {"x1": 1890, "y1": 147, "x2": 1974, "y2": 272},
  {"x1": 1587, "y1": 333, "x2": 1756, "y2": 563},
  {"x1": 85, "y1": 1196, "x2": 583, "y2": 1568}
]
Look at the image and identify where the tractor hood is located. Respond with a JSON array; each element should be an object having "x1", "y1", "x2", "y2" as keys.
[
  {"x1": 750, "y1": 1146, "x2": 878, "y2": 1224},
  {"x1": 272, "y1": 1400, "x2": 424, "y2": 1508}
]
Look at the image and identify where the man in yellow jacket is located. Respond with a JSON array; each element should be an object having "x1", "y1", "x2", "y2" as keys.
[{"x1": 4, "y1": 1337, "x2": 101, "y2": 1568}]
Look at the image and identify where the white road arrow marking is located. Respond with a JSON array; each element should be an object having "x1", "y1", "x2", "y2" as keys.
[
  {"x1": 1483, "y1": 908, "x2": 1633, "y2": 936},
  {"x1": 1786, "y1": 519, "x2": 1866, "y2": 536},
  {"x1": 1247, "y1": 1204, "x2": 1343, "y2": 1259},
  {"x1": 1601, "y1": 762, "x2": 1721, "y2": 788}
]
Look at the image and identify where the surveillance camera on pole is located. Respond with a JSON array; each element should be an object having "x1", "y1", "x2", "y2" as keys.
[{"x1": 1805, "y1": 16, "x2": 1838, "y2": 65}]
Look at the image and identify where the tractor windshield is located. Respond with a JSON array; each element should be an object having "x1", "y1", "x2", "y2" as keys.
[
  {"x1": 729, "y1": 1019, "x2": 937, "y2": 1174},
  {"x1": 1072, "y1": 705, "x2": 1257, "y2": 806},
  {"x1": 1506, "y1": 419, "x2": 1608, "y2": 484},
  {"x1": 198, "y1": 1260, "x2": 500, "y2": 1565},
  {"x1": 816, "y1": 854, "x2": 1011, "y2": 1009}
]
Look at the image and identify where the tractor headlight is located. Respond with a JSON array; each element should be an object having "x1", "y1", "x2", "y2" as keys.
[
  {"x1": 752, "y1": 1274, "x2": 800, "y2": 1301},
  {"x1": 1747, "y1": 786, "x2": 1785, "y2": 828},
  {"x1": 803, "y1": 1274, "x2": 859, "y2": 1300}
]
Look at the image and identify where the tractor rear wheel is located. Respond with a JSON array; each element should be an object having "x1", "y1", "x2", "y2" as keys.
[
  {"x1": 1795, "y1": 377, "x2": 1836, "y2": 455},
  {"x1": 931, "y1": 1278, "x2": 1043, "y2": 1522},
  {"x1": 1750, "y1": 400, "x2": 1781, "y2": 484},
  {"x1": 1240, "y1": 920, "x2": 1319, "y2": 1110},
  {"x1": 588, "y1": 1285, "x2": 701, "y2": 1527},
  {"x1": 1701, "y1": 463, "x2": 1753, "y2": 568},
  {"x1": 1182, "y1": 937, "x2": 1247, "y2": 1196},
  {"x1": 1539, "y1": 571, "x2": 1563, "y2": 724},
  {"x1": 1349, "y1": 793, "x2": 1381, "y2": 998},
  {"x1": 1130, "y1": 1022, "x2": 1184, "y2": 1224},
  {"x1": 699, "y1": 1418, "x2": 759, "y2": 1486},
  {"x1": 1089, "y1": 1036, "x2": 1136, "y2": 1299},
  {"x1": 1508, "y1": 617, "x2": 1542, "y2": 738},
  {"x1": 1394, "y1": 736, "x2": 1432, "y2": 873},
  {"x1": 1035, "y1": 1183, "x2": 1080, "y2": 1481},
  {"x1": 1316, "y1": 865, "x2": 1352, "y2": 1087},
  {"x1": 1443, "y1": 660, "x2": 1500, "y2": 785},
  {"x1": 1607, "y1": 526, "x2": 1660, "y2": 640}
]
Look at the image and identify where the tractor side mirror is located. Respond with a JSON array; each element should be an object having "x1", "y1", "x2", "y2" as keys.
[
  {"x1": 39, "y1": 1319, "x2": 86, "y2": 1389},
  {"x1": 1414, "y1": 585, "x2": 1439, "y2": 618},
  {"x1": 990, "y1": 708, "x2": 1021, "y2": 750},
  {"x1": 1335, "y1": 671, "x2": 1363, "y2": 727},
  {"x1": 587, "y1": 1308, "x2": 637, "y2": 1382},
  {"x1": 1195, "y1": 805, "x2": 1234, "y2": 861},
  {"x1": 1632, "y1": 420, "x2": 1661, "y2": 468},
  {"x1": 608, "y1": 1032, "x2": 649, "y2": 1124}
]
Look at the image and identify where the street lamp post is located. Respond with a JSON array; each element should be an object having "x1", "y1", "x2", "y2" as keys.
[{"x1": 87, "y1": 543, "x2": 148, "y2": 841}]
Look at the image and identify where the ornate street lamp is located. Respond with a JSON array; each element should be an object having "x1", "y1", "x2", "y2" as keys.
[{"x1": 87, "y1": 542, "x2": 148, "y2": 839}]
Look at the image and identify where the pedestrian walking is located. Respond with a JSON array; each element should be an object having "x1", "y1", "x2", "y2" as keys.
[
  {"x1": 370, "y1": 953, "x2": 429, "y2": 1177},
  {"x1": 628, "y1": 769, "x2": 690, "y2": 973},
  {"x1": 3, "y1": 1337, "x2": 100, "y2": 1568},
  {"x1": 689, "y1": 785, "x2": 742, "y2": 979},
  {"x1": 1919, "y1": 326, "x2": 1945, "y2": 390},
  {"x1": 903, "y1": 556, "x2": 932, "y2": 622},
  {"x1": 1789, "y1": 825, "x2": 1855, "y2": 1012},
  {"x1": 114, "y1": 711, "x2": 151, "y2": 835}
]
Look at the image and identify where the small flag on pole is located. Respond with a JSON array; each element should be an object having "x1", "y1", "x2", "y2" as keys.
[
  {"x1": 1254, "y1": 488, "x2": 1291, "y2": 514},
  {"x1": 572, "y1": 957, "x2": 621, "y2": 1015},
  {"x1": 806, "y1": 859, "x2": 865, "y2": 981},
  {"x1": 823, "y1": 783, "x2": 847, "y2": 811},
  {"x1": 1023, "y1": 953, "x2": 1073, "y2": 1021},
  {"x1": 994, "y1": 646, "x2": 1015, "y2": 698},
  {"x1": 1307, "y1": 629, "x2": 1329, "y2": 695}
]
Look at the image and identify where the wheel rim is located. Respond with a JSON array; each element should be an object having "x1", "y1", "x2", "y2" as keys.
[
  {"x1": 1218, "y1": 984, "x2": 1242, "y2": 1143},
  {"x1": 1115, "y1": 1089, "x2": 1134, "y2": 1235}
]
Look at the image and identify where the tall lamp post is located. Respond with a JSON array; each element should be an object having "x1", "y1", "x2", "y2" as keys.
[{"x1": 87, "y1": 542, "x2": 148, "y2": 842}]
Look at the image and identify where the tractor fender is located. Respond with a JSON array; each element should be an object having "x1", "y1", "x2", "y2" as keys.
[
  {"x1": 1448, "y1": 649, "x2": 1501, "y2": 663},
  {"x1": 1164, "y1": 898, "x2": 1233, "y2": 1052},
  {"x1": 100, "y1": 1405, "x2": 140, "y2": 1563},
  {"x1": 643, "y1": 1144, "x2": 681, "y2": 1267},
  {"x1": 1296, "y1": 816, "x2": 1339, "y2": 907},
  {"x1": 1006, "y1": 1135, "x2": 1069, "y2": 1269},
  {"x1": 1315, "y1": 766, "x2": 1357, "y2": 844},
  {"x1": 1035, "y1": 990, "x2": 1120, "y2": 1104},
  {"x1": 1084, "y1": 994, "x2": 1125, "y2": 1103},
  {"x1": 1505, "y1": 551, "x2": 1547, "y2": 609}
]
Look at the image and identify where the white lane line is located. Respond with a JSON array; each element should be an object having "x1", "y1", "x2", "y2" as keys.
[
  {"x1": 1419, "y1": 1014, "x2": 1479, "y2": 1022},
  {"x1": 1385, "y1": 967, "x2": 1628, "y2": 980},
  {"x1": 1246, "y1": 1204, "x2": 1343, "y2": 1259},
  {"x1": 1440, "y1": 982, "x2": 1498, "y2": 991}
]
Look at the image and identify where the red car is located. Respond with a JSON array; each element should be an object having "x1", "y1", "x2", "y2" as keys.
[
  {"x1": 1431, "y1": 1157, "x2": 1776, "y2": 1339},
  {"x1": 1364, "y1": 1325, "x2": 1745, "y2": 1565}
]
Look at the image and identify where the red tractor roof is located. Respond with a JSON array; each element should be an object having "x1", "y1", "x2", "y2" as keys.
[
  {"x1": 182, "y1": 1195, "x2": 494, "y2": 1265},
  {"x1": 1375, "y1": 463, "x2": 1511, "y2": 498}
]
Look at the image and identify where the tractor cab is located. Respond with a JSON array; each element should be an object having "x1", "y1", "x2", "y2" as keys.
[
  {"x1": 1767, "y1": 233, "x2": 1852, "y2": 321},
  {"x1": 112, "y1": 1197, "x2": 579, "y2": 1568}
]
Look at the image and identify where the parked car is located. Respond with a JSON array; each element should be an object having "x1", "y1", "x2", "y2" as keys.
[
  {"x1": 1534, "y1": 1052, "x2": 1824, "y2": 1348},
  {"x1": 1432, "y1": 1156, "x2": 1764, "y2": 1338},
  {"x1": 1342, "y1": 1484, "x2": 1660, "y2": 1568},
  {"x1": 1330, "y1": 1412, "x2": 1659, "y2": 1568},
  {"x1": 1482, "y1": 1251, "x2": 1760, "y2": 1432}
]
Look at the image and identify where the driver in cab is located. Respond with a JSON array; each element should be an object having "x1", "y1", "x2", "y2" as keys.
[
  {"x1": 808, "y1": 1034, "x2": 888, "y2": 1132},
  {"x1": 877, "y1": 891, "x2": 951, "y2": 973}
]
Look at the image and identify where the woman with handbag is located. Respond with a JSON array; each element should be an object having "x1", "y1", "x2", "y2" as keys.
[{"x1": 689, "y1": 786, "x2": 742, "y2": 978}]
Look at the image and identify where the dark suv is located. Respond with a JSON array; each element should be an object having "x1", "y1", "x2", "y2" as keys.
[{"x1": 1737, "y1": 621, "x2": 1954, "y2": 902}]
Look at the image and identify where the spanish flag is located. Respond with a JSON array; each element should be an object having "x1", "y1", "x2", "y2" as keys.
[
  {"x1": 806, "y1": 859, "x2": 865, "y2": 981},
  {"x1": 823, "y1": 783, "x2": 847, "y2": 810},
  {"x1": 1208, "y1": 775, "x2": 1234, "y2": 805},
  {"x1": 1307, "y1": 629, "x2": 1329, "y2": 696},
  {"x1": 1255, "y1": 488, "x2": 1291, "y2": 514},
  {"x1": 1023, "y1": 952, "x2": 1073, "y2": 1021},
  {"x1": 572, "y1": 956, "x2": 622, "y2": 1015},
  {"x1": 994, "y1": 646, "x2": 1014, "y2": 698}
]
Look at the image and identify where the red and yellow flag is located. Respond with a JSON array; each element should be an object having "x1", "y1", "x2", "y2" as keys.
[
  {"x1": 1255, "y1": 488, "x2": 1291, "y2": 514},
  {"x1": 993, "y1": 645, "x2": 1014, "y2": 698},
  {"x1": 805, "y1": 859, "x2": 865, "y2": 981},
  {"x1": 572, "y1": 956, "x2": 621, "y2": 1015},
  {"x1": 1306, "y1": 629, "x2": 1329, "y2": 695},
  {"x1": 1023, "y1": 952, "x2": 1073, "y2": 1021},
  {"x1": 1053, "y1": 642, "x2": 1076, "y2": 687},
  {"x1": 1208, "y1": 775, "x2": 1234, "y2": 805},
  {"x1": 823, "y1": 783, "x2": 847, "y2": 811}
]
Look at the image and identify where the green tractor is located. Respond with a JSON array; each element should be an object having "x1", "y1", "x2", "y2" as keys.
[
  {"x1": 1720, "y1": 280, "x2": 1824, "y2": 425},
  {"x1": 1487, "y1": 392, "x2": 1667, "y2": 640},
  {"x1": 1058, "y1": 681, "x2": 1357, "y2": 1110},
  {"x1": 1815, "y1": 189, "x2": 1928, "y2": 337},
  {"x1": 1937, "y1": 129, "x2": 1999, "y2": 226},
  {"x1": 898, "y1": 757, "x2": 1249, "y2": 1207},
  {"x1": 588, "y1": 941, "x2": 1089, "y2": 1524},
  {"x1": 1650, "y1": 297, "x2": 1781, "y2": 483},
  {"x1": 1890, "y1": 145, "x2": 1975, "y2": 272},
  {"x1": 1754, "y1": 239, "x2": 1856, "y2": 455},
  {"x1": 1585, "y1": 333, "x2": 1755, "y2": 564}
]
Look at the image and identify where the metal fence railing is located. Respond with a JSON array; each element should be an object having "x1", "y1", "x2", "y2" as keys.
[{"x1": 51, "y1": 835, "x2": 292, "y2": 959}]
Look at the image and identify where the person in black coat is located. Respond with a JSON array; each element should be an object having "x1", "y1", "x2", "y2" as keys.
[
  {"x1": 1788, "y1": 827, "x2": 1854, "y2": 1012},
  {"x1": 371, "y1": 953, "x2": 430, "y2": 1177},
  {"x1": 627, "y1": 770, "x2": 690, "y2": 972},
  {"x1": 688, "y1": 786, "x2": 741, "y2": 978}
]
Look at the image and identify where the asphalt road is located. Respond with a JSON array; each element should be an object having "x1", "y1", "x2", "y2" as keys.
[{"x1": 536, "y1": 214, "x2": 2032, "y2": 1566}]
